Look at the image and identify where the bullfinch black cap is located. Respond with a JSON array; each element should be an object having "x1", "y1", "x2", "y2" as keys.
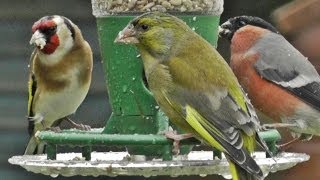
[{"x1": 219, "y1": 16, "x2": 279, "y2": 41}]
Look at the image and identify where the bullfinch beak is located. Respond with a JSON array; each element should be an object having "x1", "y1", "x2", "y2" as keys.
[
  {"x1": 114, "y1": 24, "x2": 139, "y2": 44},
  {"x1": 218, "y1": 22, "x2": 233, "y2": 41},
  {"x1": 29, "y1": 30, "x2": 46, "y2": 49}
]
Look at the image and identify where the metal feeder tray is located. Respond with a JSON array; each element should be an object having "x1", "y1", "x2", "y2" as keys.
[
  {"x1": 9, "y1": 151, "x2": 309, "y2": 178},
  {"x1": 8, "y1": 128, "x2": 310, "y2": 178}
]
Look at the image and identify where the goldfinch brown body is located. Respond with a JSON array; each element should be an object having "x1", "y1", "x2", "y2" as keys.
[{"x1": 25, "y1": 15, "x2": 93, "y2": 155}]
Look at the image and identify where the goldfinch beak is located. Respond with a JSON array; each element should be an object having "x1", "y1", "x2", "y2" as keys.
[
  {"x1": 114, "y1": 24, "x2": 139, "y2": 44},
  {"x1": 30, "y1": 30, "x2": 46, "y2": 49}
]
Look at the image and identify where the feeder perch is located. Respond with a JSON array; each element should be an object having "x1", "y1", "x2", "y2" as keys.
[{"x1": 9, "y1": 0, "x2": 310, "y2": 178}]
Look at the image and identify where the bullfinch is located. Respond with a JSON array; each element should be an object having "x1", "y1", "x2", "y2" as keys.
[{"x1": 219, "y1": 16, "x2": 320, "y2": 145}]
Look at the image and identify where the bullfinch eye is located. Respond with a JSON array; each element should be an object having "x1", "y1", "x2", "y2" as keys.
[{"x1": 239, "y1": 21, "x2": 246, "y2": 26}]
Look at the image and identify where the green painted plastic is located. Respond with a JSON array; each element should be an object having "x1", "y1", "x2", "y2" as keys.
[
  {"x1": 82, "y1": 146, "x2": 92, "y2": 160},
  {"x1": 38, "y1": 131, "x2": 199, "y2": 146},
  {"x1": 42, "y1": 129, "x2": 280, "y2": 160},
  {"x1": 258, "y1": 129, "x2": 281, "y2": 155},
  {"x1": 47, "y1": 144, "x2": 57, "y2": 160}
]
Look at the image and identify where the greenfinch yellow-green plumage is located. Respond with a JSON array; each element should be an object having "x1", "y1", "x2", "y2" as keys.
[{"x1": 115, "y1": 12, "x2": 269, "y2": 180}]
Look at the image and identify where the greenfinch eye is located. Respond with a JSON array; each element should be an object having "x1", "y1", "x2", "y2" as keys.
[{"x1": 141, "y1": 24, "x2": 149, "y2": 31}]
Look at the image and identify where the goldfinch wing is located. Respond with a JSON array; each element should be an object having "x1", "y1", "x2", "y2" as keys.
[{"x1": 27, "y1": 49, "x2": 37, "y2": 135}]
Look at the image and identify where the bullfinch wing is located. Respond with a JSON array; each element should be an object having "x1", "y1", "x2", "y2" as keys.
[{"x1": 253, "y1": 32, "x2": 320, "y2": 111}]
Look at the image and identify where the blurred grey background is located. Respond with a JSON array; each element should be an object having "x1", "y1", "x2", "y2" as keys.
[{"x1": 1, "y1": 0, "x2": 291, "y2": 179}]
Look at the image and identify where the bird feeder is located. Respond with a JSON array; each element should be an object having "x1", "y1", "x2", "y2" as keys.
[{"x1": 9, "y1": 0, "x2": 310, "y2": 178}]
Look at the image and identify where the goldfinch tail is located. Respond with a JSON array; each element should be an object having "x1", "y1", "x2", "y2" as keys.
[{"x1": 24, "y1": 135, "x2": 45, "y2": 155}]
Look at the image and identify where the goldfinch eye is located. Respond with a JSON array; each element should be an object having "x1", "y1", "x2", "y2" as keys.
[
  {"x1": 141, "y1": 24, "x2": 149, "y2": 31},
  {"x1": 48, "y1": 26, "x2": 57, "y2": 32},
  {"x1": 42, "y1": 26, "x2": 57, "y2": 35}
]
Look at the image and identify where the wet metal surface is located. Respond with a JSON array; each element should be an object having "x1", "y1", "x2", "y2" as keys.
[{"x1": 9, "y1": 151, "x2": 309, "y2": 178}]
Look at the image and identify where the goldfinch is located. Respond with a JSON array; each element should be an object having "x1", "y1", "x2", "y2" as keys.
[{"x1": 25, "y1": 15, "x2": 93, "y2": 155}]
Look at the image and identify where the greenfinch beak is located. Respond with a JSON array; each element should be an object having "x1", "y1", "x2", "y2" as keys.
[{"x1": 114, "y1": 24, "x2": 139, "y2": 44}]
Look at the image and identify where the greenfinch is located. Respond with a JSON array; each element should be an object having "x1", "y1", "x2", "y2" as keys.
[
  {"x1": 115, "y1": 12, "x2": 268, "y2": 180},
  {"x1": 25, "y1": 15, "x2": 92, "y2": 155}
]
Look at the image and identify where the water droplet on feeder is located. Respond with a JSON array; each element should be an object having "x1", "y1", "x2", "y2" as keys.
[
  {"x1": 50, "y1": 174, "x2": 59, "y2": 178},
  {"x1": 128, "y1": 126, "x2": 136, "y2": 131},
  {"x1": 132, "y1": 77, "x2": 136, "y2": 81},
  {"x1": 122, "y1": 85, "x2": 128, "y2": 93},
  {"x1": 170, "y1": 174, "x2": 179, "y2": 178},
  {"x1": 199, "y1": 174, "x2": 207, "y2": 177},
  {"x1": 222, "y1": 174, "x2": 232, "y2": 179},
  {"x1": 270, "y1": 163, "x2": 280, "y2": 173}
]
